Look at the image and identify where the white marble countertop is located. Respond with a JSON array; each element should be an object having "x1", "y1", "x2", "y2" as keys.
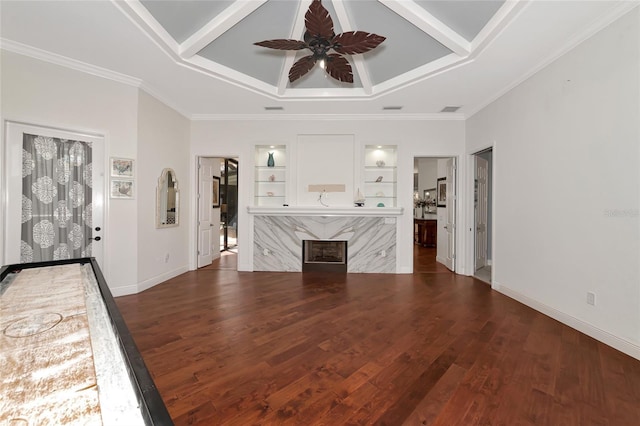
[{"x1": 248, "y1": 206, "x2": 404, "y2": 216}]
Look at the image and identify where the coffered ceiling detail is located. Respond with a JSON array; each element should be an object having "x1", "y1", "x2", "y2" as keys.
[
  {"x1": 119, "y1": 0, "x2": 517, "y2": 98},
  {"x1": 1, "y1": 1, "x2": 635, "y2": 117}
]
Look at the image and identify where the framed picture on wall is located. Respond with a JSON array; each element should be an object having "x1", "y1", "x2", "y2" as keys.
[
  {"x1": 437, "y1": 178, "x2": 446, "y2": 207},
  {"x1": 212, "y1": 176, "x2": 221, "y2": 208},
  {"x1": 111, "y1": 179, "x2": 134, "y2": 199},
  {"x1": 110, "y1": 157, "x2": 134, "y2": 177}
]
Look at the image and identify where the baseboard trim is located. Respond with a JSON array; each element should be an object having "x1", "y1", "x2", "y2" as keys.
[
  {"x1": 137, "y1": 266, "x2": 189, "y2": 294},
  {"x1": 494, "y1": 282, "x2": 640, "y2": 361},
  {"x1": 237, "y1": 262, "x2": 253, "y2": 272},
  {"x1": 110, "y1": 284, "x2": 138, "y2": 297}
]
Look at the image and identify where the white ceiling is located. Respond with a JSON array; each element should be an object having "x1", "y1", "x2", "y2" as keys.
[{"x1": 0, "y1": 1, "x2": 636, "y2": 119}]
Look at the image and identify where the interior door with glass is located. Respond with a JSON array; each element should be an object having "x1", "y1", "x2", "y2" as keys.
[
  {"x1": 4, "y1": 122, "x2": 104, "y2": 267},
  {"x1": 475, "y1": 156, "x2": 489, "y2": 270},
  {"x1": 220, "y1": 159, "x2": 238, "y2": 251}
]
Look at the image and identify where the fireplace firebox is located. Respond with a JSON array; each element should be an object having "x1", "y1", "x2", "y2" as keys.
[{"x1": 302, "y1": 240, "x2": 347, "y2": 272}]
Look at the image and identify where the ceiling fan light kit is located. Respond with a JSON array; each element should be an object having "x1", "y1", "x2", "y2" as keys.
[{"x1": 254, "y1": 0, "x2": 385, "y2": 83}]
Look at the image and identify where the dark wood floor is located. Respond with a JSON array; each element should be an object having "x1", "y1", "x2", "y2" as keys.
[{"x1": 115, "y1": 246, "x2": 640, "y2": 425}]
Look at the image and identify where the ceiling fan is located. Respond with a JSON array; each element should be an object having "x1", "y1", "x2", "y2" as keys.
[{"x1": 254, "y1": 0, "x2": 386, "y2": 83}]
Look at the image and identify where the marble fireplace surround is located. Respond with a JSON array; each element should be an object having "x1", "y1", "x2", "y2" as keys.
[{"x1": 249, "y1": 207, "x2": 403, "y2": 273}]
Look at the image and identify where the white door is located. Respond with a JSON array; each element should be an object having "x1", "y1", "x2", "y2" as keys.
[
  {"x1": 4, "y1": 122, "x2": 104, "y2": 266},
  {"x1": 197, "y1": 157, "x2": 216, "y2": 268},
  {"x1": 475, "y1": 156, "x2": 489, "y2": 270},
  {"x1": 443, "y1": 158, "x2": 456, "y2": 271}
]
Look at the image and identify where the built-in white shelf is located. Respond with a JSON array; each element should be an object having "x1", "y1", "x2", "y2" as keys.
[
  {"x1": 363, "y1": 145, "x2": 397, "y2": 207},
  {"x1": 255, "y1": 145, "x2": 286, "y2": 206}
]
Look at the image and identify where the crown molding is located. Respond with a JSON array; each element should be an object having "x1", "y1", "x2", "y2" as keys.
[
  {"x1": 190, "y1": 113, "x2": 466, "y2": 121},
  {"x1": 467, "y1": 1, "x2": 640, "y2": 119},
  {"x1": 0, "y1": 38, "x2": 142, "y2": 88}
]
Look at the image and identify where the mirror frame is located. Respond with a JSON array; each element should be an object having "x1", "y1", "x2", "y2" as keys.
[{"x1": 156, "y1": 168, "x2": 179, "y2": 228}]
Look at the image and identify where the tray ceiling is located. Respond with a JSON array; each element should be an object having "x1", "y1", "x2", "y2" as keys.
[{"x1": 131, "y1": 0, "x2": 509, "y2": 96}]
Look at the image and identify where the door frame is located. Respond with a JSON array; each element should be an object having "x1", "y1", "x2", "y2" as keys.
[
  {"x1": 469, "y1": 145, "x2": 496, "y2": 287},
  {"x1": 474, "y1": 153, "x2": 489, "y2": 271},
  {"x1": 2, "y1": 120, "x2": 106, "y2": 267},
  {"x1": 410, "y1": 155, "x2": 459, "y2": 273},
  {"x1": 193, "y1": 154, "x2": 240, "y2": 270}
]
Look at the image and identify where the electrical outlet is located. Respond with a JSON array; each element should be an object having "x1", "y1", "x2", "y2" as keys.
[
  {"x1": 381, "y1": 250, "x2": 386, "y2": 257},
  {"x1": 164, "y1": 253, "x2": 170, "y2": 263},
  {"x1": 263, "y1": 248, "x2": 269, "y2": 256},
  {"x1": 587, "y1": 291, "x2": 596, "y2": 306}
]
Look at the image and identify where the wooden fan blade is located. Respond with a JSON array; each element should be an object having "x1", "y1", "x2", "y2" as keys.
[
  {"x1": 305, "y1": 0, "x2": 334, "y2": 39},
  {"x1": 325, "y1": 54, "x2": 353, "y2": 83},
  {"x1": 254, "y1": 39, "x2": 307, "y2": 50},
  {"x1": 289, "y1": 55, "x2": 316, "y2": 82},
  {"x1": 332, "y1": 32, "x2": 386, "y2": 55}
]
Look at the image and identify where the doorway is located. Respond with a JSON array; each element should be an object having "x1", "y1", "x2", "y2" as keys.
[
  {"x1": 3, "y1": 122, "x2": 105, "y2": 267},
  {"x1": 473, "y1": 148, "x2": 493, "y2": 284},
  {"x1": 413, "y1": 156, "x2": 456, "y2": 273}
]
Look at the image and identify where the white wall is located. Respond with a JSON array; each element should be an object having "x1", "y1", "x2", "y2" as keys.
[
  {"x1": 417, "y1": 158, "x2": 438, "y2": 203},
  {"x1": 0, "y1": 51, "x2": 139, "y2": 295},
  {"x1": 466, "y1": 8, "x2": 640, "y2": 357},
  {"x1": 136, "y1": 90, "x2": 190, "y2": 291},
  {"x1": 190, "y1": 119, "x2": 466, "y2": 274}
]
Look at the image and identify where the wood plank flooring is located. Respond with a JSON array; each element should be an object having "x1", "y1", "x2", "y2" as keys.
[{"x1": 115, "y1": 246, "x2": 640, "y2": 425}]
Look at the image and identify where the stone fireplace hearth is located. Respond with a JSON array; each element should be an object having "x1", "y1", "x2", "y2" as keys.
[{"x1": 249, "y1": 206, "x2": 403, "y2": 273}]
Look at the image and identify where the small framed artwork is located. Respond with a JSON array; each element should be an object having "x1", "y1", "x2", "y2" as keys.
[
  {"x1": 111, "y1": 179, "x2": 134, "y2": 199},
  {"x1": 212, "y1": 176, "x2": 221, "y2": 208},
  {"x1": 110, "y1": 157, "x2": 134, "y2": 178},
  {"x1": 437, "y1": 178, "x2": 446, "y2": 207}
]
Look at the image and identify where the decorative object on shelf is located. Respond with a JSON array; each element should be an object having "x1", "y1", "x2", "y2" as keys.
[
  {"x1": 269, "y1": 174, "x2": 276, "y2": 182},
  {"x1": 354, "y1": 188, "x2": 365, "y2": 207},
  {"x1": 267, "y1": 191, "x2": 274, "y2": 197},
  {"x1": 267, "y1": 152, "x2": 275, "y2": 167},
  {"x1": 375, "y1": 176, "x2": 383, "y2": 182},
  {"x1": 375, "y1": 191, "x2": 385, "y2": 197},
  {"x1": 254, "y1": 0, "x2": 385, "y2": 83},
  {"x1": 318, "y1": 190, "x2": 329, "y2": 207},
  {"x1": 376, "y1": 202, "x2": 385, "y2": 207},
  {"x1": 376, "y1": 160, "x2": 385, "y2": 167}
]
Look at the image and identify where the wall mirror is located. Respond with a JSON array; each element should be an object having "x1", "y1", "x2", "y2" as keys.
[{"x1": 156, "y1": 168, "x2": 179, "y2": 228}]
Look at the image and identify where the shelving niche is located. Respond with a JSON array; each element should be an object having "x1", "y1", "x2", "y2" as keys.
[
  {"x1": 363, "y1": 145, "x2": 397, "y2": 208},
  {"x1": 255, "y1": 145, "x2": 286, "y2": 207}
]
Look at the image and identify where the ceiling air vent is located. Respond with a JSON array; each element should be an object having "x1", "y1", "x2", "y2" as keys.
[
  {"x1": 264, "y1": 106, "x2": 284, "y2": 111},
  {"x1": 382, "y1": 106, "x2": 403, "y2": 110},
  {"x1": 440, "y1": 106, "x2": 461, "y2": 113}
]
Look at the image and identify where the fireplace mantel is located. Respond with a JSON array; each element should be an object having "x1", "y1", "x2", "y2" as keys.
[{"x1": 247, "y1": 206, "x2": 404, "y2": 217}]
